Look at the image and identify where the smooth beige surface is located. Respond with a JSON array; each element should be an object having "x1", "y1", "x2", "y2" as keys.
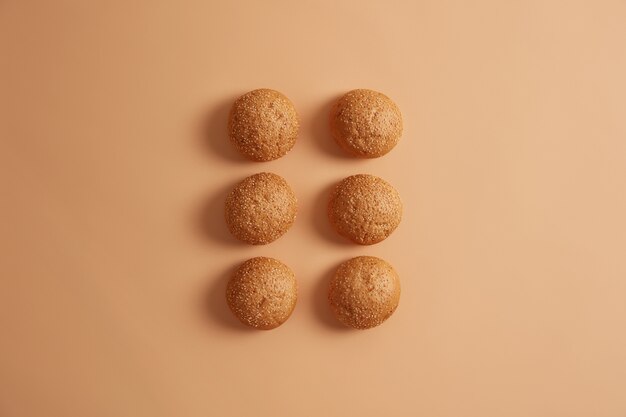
[{"x1": 1, "y1": 1, "x2": 626, "y2": 416}]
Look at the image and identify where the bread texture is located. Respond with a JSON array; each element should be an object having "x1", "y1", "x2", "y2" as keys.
[
  {"x1": 328, "y1": 256, "x2": 400, "y2": 329},
  {"x1": 328, "y1": 174, "x2": 402, "y2": 245},
  {"x1": 225, "y1": 172, "x2": 297, "y2": 245},
  {"x1": 329, "y1": 89, "x2": 402, "y2": 158},
  {"x1": 226, "y1": 257, "x2": 297, "y2": 330},
  {"x1": 228, "y1": 89, "x2": 299, "y2": 161}
]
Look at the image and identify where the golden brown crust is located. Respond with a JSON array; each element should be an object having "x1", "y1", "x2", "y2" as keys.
[
  {"x1": 228, "y1": 89, "x2": 299, "y2": 161},
  {"x1": 328, "y1": 256, "x2": 400, "y2": 329},
  {"x1": 328, "y1": 174, "x2": 402, "y2": 245},
  {"x1": 225, "y1": 172, "x2": 297, "y2": 245},
  {"x1": 226, "y1": 257, "x2": 297, "y2": 330},
  {"x1": 329, "y1": 89, "x2": 402, "y2": 158}
]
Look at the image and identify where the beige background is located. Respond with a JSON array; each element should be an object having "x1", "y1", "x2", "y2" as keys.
[{"x1": 1, "y1": 1, "x2": 626, "y2": 416}]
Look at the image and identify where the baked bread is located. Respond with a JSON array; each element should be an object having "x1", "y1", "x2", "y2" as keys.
[
  {"x1": 329, "y1": 89, "x2": 402, "y2": 158},
  {"x1": 226, "y1": 257, "x2": 297, "y2": 330},
  {"x1": 328, "y1": 174, "x2": 402, "y2": 245},
  {"x1": 328, "y1": 256, "x2": 400, "y2": 329},
  {"x1": 228, "y1": 89, "x2": 299, "y2": 161},
  {"x1": 225, "y1": 172, "x2": 297, "y2": 245}
]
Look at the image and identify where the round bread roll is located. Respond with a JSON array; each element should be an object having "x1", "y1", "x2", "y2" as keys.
[
  {"x1": 226, "y1": 257, "x2": 297, "y2": 330},
  {"x1": 225, "y1": 172, "x2": 297, "y2": 245},
  {"x1": 328, "y1": 256, "x2": 401, "y2": 329},
  {"x1": 228, "y1": 89, "x2": 299, "y2": 161},
  {"x1": 329, "y1": 89, "x2": 402, "y2": 158},
  {"x1": 328, "y1": 174, "x2": 402, "y2": 245}
]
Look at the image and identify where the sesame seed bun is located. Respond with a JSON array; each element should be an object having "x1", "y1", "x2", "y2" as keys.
[
  {"x1": 228, "y1": 89, "x2": 299, "y2": 161},
  {"x1": 226, "y1": 257, "x2": 297, "y2": 330},
  {"x1": 328, "y1": 256, "x2": 400, "y2": 329},
  {"x1": 329, "y1": 89, "x2": 402, "y2": 158},
  {"x1": 225, "y1": 172, "x2": 297, "y2": 245},
  {"x1": 328, "y1": 174, "x2": 402, "y2": 245}
]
